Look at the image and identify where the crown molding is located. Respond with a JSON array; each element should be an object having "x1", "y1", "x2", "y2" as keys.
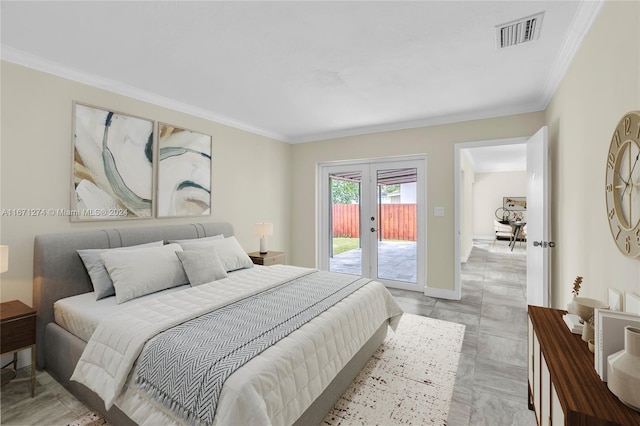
[
  {"x1": 0, "y1": 45, "x2": 288, "y2": 142},
  {"x1": 539, "y1": 0, "x2": 605, "y2": 109},
  {"x1": 2, "y1": 44, "x2": 543, "y2": 145},
  {"x1": 287, "y1": 103, "x2": 546, "y2": 144}
]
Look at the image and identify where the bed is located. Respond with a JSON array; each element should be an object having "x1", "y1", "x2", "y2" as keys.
[{"x1": 34, "y1": 222, "x2": 402, "y2": 425}]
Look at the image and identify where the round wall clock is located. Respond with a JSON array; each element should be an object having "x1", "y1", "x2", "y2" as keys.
[{"x1": 605, "y1": 111, "x2": 640, "y2": 257}]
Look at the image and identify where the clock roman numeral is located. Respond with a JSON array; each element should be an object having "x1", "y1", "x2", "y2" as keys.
[
  {"x1": 612, "y1": 130, "x2": 621, "y2": 148},
  {"x1": 624, "y1": 116, "x2": 632, "y2": 135}
]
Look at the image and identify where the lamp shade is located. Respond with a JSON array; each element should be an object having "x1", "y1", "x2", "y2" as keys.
[
  {"x1": 0, "y1": 245, "x2": 8, "y2": 273},
  {"x1": 254, "y1": 223, "x2": 273, "y2": 237}
]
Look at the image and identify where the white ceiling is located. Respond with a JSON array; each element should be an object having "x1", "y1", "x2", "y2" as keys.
[
  {"x1": 464, "y1": 143, "x2": 528, "y2": 172},
  {"x1": 1, "y1": 1, "x2": 602, "y2": 144}
]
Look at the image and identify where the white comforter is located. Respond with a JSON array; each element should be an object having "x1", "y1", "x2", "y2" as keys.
[{"x1": 71, "y1": 265, "x2": 402, "y2": 425}]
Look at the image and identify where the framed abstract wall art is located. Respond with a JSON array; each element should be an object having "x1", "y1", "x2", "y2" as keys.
[
  {"x1": 157, "y1": 123, "x2": 212, "y2": 218},
  {"x1": 72, "y1": 103, "x2": 154, "y2": 221},
  {"x1": 503, "y1": 196, "x2": 526, "y2": 211}
]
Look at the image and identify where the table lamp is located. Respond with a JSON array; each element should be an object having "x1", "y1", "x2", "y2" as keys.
[{"x1": 254, "y1": 223, "x2": 273, "y2": 254}]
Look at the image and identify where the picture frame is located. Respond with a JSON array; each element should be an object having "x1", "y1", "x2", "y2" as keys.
[
  {"x1": 72, "y1": 102, "x2": 154, "y2": 221},
  {"x1": 157, "y1": 123, "x2": 212, "y2": 218},
  {"x1": 503, "y1": 196, "x2": 526, "y2": 211}
]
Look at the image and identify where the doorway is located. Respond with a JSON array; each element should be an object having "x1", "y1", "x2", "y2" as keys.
[
  {"x1": 318, "y1": 157, "x2": 426, "y2": 292},
  {"x1": 455, "y1": 138, "x2": 528, "y2": 300},
  {"x1": 454, "y1": 128, "x2": 549, "y2": 307}
]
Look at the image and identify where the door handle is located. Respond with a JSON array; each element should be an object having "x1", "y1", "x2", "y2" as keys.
[
  {"x1": 533, "y1": 241, "x2": 556, "y2": 248},
  {"x1": 370, "y1": 227, "x2": 377, "y2": 232}
]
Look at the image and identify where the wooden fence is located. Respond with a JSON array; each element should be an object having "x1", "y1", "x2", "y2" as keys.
[{"x1": 332, "y1": 204, "x2": 416, "y2": 241}]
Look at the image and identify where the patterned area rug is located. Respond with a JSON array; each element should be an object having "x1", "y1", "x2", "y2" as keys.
[
  {"x1": 68, "y1": 313, "x2": 464, "y2": 426},
  {"x1": 323, "y1": 313, "x2": 465, "y2": 425},
  {"x1": 66, "y1": 411, "x2": 109, "y2": 426}
]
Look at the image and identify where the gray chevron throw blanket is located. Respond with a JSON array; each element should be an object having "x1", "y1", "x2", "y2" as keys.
[{"x1": 136, "y1": 271, "x2": 372, "y2": 426}]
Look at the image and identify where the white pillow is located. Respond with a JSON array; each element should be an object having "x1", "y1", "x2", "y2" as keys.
[
  {"x1": 183, "y1": 237, "x2": 253, "y2": 272},
  {"x1": 176, "y1": 249, "x2": 228, "y2": 286},
  {"x1": 168, "y1": 234, "x2": 224, "y2": 250},
  {"x1": 101, "y1": 243, "x2": 189, "y2": 304},
  {"x1": 78, "y1": 241, "x2": 164, "y2": 300}
]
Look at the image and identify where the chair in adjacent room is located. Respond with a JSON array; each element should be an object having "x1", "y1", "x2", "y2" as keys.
[{"x1": 493, "y1": 219, "x2": 514, "y2": 246}]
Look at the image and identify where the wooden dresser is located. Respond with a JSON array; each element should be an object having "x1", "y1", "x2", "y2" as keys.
[{"x1": 528, "y1": 305, "x2": 640, "y2": 425}]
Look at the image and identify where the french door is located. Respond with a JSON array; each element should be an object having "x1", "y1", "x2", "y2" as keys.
[{"x1": 319, "y1": 158, "x2": 426, "y2": 291}]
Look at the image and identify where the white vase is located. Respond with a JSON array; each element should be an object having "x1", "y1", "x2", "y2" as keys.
[{"x1": 607, "y1": 326, "x2": 640, "y2": 412}]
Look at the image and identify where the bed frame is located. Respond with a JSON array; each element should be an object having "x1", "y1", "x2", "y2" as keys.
[{"x1": 33, "y1": 222, "x2": 387, "y2": 425}]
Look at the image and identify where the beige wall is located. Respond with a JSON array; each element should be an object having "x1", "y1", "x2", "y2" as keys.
[
  {"x1": 472, "y1": 171, "x2": 527, "y2": 239},
  {"x1": 545, "y1": 0, "x2": 640, "y2": 309},
  {"x1": 290, "y1": 113, "x2": 545, "y2": 292},
  {"x1": 0, "y1": 62, "x2": 292, "y2": 306}
]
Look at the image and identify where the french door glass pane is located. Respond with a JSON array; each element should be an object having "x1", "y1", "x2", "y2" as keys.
[
  {"x1": 376, "y1": 168, "x2": 417, "y2": 283},
  {"x1": 329, "y1": 173, "x2": 361, "y2": 275}
]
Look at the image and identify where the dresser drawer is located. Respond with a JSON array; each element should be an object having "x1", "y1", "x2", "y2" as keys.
[{"x1": 1, "y1": 315, "x2": 36, "y2": 353}]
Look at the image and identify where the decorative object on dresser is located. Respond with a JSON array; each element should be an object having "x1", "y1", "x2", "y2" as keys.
[
  {"x1": 248, "y1": 251, "x2": 285, "y2": 266},
  {"x1": 562, "y1": 313, "x2": 583, "y2": 335},
  {"x1": 607, "y1": 326, "x2": 640, "y2": 412},
  {"x1": 254, "y1": 222, "x2": 273, "y2": 254},
  {"x1": 626, "y1": 292, "x2": 640, "y2": 314},
  {"x1": 528, "y1": 306, "x2": 640, "y2": 425},
  {"x1": 604, "y1": 111, "x2": 640, "y2": 258},
  {"x1": 594, "y1": 309, "x2": 640, "y2": 381},
  {"x1": 567, "y1": 297, "x2": 609, "y2": 324},
  {"x1": 0, "y1": 300, "x2": 36, "y2": 396},
  {"x1": 609, "y1": 288, "x2": 624, "y2": 311}
]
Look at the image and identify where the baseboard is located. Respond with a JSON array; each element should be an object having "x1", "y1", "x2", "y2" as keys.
[
  {"x1": 473, "y1": 235, "x2": 494, "y2": 241},
  {"x1": 460, "y1": 243, "x2": 473, "y2": 263},
  {"x1": 424, "y1": 286, "x2": 460, "y2": 300}
]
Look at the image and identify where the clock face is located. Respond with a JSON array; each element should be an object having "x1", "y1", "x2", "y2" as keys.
[{"x1": 605, "y1": 111, "x2": 640, "y2": 257}]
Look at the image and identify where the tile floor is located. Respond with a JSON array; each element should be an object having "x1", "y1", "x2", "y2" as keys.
[
  {"x1": 0, "y1": 239, "x2": 535, "y2": 425},
  {"x1": 388, "y1": 238, "x2": 536, "y2": 425}
]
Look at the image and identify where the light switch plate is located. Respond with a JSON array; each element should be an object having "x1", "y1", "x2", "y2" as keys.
[{"x1": 434, "y1": 207, "x2": 445, "y2": 217}]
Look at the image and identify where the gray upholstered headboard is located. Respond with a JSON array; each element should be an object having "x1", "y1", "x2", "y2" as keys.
[{"x1": 33, "y1": 222, "x2": 234, "y2": 367}]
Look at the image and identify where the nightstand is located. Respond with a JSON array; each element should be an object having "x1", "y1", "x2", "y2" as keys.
[
  {"x1": 0, "y1": 300, "x2": 36, "y2": 397},
  {"x1": 248, "y1": 251, "x2": 286, "y2": 266}
]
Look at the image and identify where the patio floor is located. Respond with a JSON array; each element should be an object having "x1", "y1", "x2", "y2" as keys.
[{"x1": 329, "y1": 240, "x2": 417, "y2": 283}]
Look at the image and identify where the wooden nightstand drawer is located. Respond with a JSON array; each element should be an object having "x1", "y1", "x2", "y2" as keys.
[
  {"x1": 1, "y1": 315, "x2": 36, "y2": 353},
  {"x1": 248, "y1": 251, "x2": 285, "y2": 266},
  {"x1": 0, "y1": 301, "x2": 37, "y2": 354},
  {"x1": 0, "y1": 300, "x2": 37, "y2": 397}
]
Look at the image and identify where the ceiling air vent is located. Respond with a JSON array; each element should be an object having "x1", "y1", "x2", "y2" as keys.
[{"x1": 496, "y1": 12, "x2": 544, "y2": 49}]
